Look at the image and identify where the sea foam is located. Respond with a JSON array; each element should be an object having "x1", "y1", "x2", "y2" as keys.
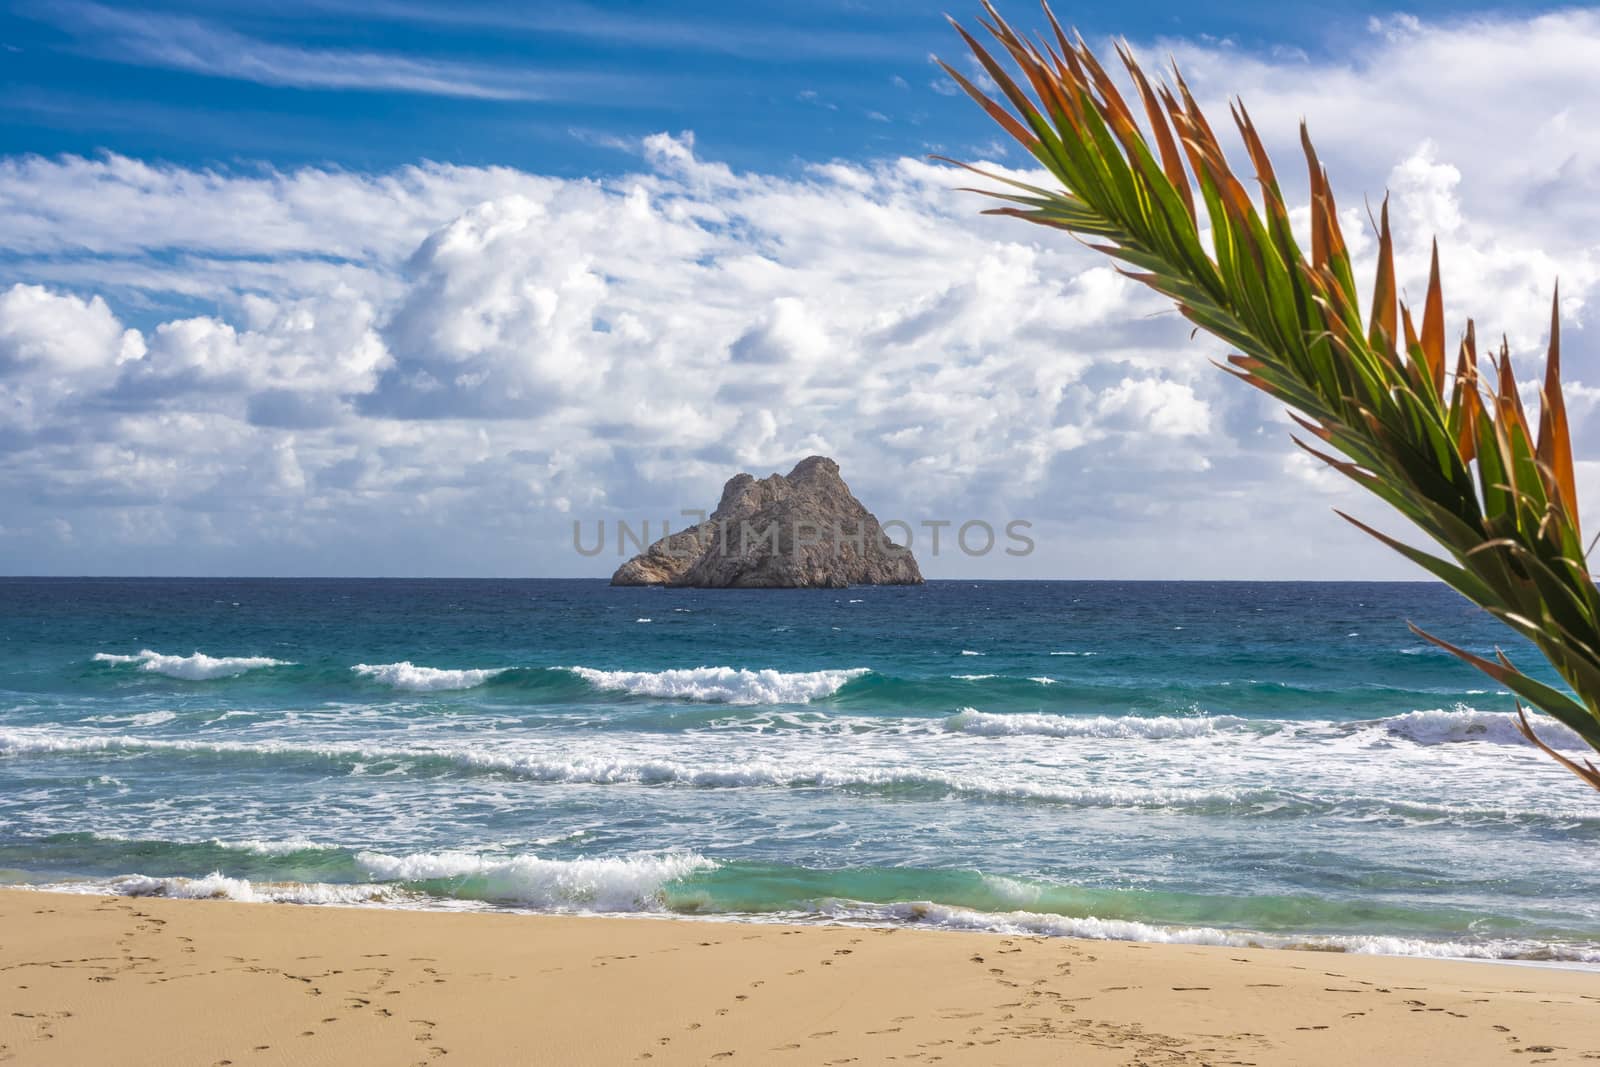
[
  {"x1": 564, "y1": 666, "x2": 868, "y2": 704},
  {"x1": 0, "y1": 727, "x2": 1262, "y2": 812},
  {"x1": 93, "y1": 650, "x2": 290, "y2": 680},
  {"x1": 352, "y1": 662, "x2": 507, "y2": 691},
  {"x1": 944, "y1": 708, "x2": 1238, "y2": 740},
  {"x1": 1378, "y1": 706, "x2": 1586, "y2": 750},
  {"x1": 356, "y1": 849, "x2": 716, "y2": 911},
  {"x1": 814, "y1": 900, "x2": 1600, "y2": 963},
  {"x1": 112, "y1": 873, "x2": 399, "y2": 905}
]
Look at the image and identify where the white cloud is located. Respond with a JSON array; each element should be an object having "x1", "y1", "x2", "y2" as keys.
[
  {"x1": 1, "y1": 10, "x2": 1596, "y2": 577},
  {"x1": 729, "y1": 298, "x2": 830, "y2": 364},
  {"x1": 1095, "y1": 378, "x2": 1212, "y2": 437},
  {"x1": 0, "y1": 284, "x2": 141, "y2": 374},
  {"x1": 33, "y1": 2, "x2": 587, "y2": 100}
]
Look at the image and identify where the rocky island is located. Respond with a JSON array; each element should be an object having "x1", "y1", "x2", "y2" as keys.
[{"x1": 611, "y1": 456, "x2": 923, "y2": 588}]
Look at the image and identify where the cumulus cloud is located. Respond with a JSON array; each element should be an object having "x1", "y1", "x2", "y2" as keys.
[
  {"x1": 1095, "y1": 379, "x2": 1212, "y2": 438},
  {"x1": 0, "y1": 10, "x2": 1595, "y2": 577},
  {"x1": 0, "y1": 284, "x2": 142, "y2": 374}
]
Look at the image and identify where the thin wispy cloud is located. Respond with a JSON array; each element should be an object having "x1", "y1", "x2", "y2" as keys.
[
  {"x1": 29, "y1": 2, "x2": 592, "y2": 100},
  {"x1": 286, "y1": 0, "x2": 917, "y2": 61}
]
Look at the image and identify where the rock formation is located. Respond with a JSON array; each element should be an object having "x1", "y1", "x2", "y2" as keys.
[{"x1": 610, "y1": 456, "x2": 923, "y2": 588}]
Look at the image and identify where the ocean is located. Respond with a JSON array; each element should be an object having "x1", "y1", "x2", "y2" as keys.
[{"x1": 1, "y1": 577, "x2": 1595, "y2": 965}]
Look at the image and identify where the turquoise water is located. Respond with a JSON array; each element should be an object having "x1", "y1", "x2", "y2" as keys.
[{"x1": 1, "y1": 577, "x2": 1596, "y2": 963}]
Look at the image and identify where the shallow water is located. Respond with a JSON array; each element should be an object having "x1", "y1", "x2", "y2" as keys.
[{"x1": 1, "y1": 577, "x2": 1595, "y2": 963}]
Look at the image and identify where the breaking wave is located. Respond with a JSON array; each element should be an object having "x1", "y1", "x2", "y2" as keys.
[
  {"x1": 113, "y1": 873, "x2": 400, "y2": 905},
  {"x1": 93, "y1": 650, "x2": 291, "y2": 681},
  {"x1": 355, "y1": 849, "x2": 717, "y2": 911},
  {"x1": 352, "y1": 662, "x2": 507, "y2": 691},
  {"x1": 1378, "y1": 706, "x2": 1586, "y2": 750},
  {"x1": 562, "y1": 666, "x2": 869, "y2": 705}
]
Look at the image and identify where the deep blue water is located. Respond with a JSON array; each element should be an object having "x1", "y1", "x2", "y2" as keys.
[{"x1": 1, "y1": 578, "x2": 1595, "y2": 963}]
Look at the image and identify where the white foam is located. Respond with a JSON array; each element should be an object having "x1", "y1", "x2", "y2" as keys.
[
  {"x1": 951, "y1": 674, "x2": 997, "y2": 680},
  {"x1": 209, "y1": 837, "x2": 330, "y2": 856},
  {"x1": 356, "y1": 850, "x2": 715, "y2": 911},
  {"x1": 431, "y1": 751, "x2": 1254, "y2": 810},
  {"x1": 1028, "y1": 676, "x2": 1057, "y2": 685},
  {"x1": 564, "y1": 666, "x2": 868, "y2": 705},
  {"x1": 959, "y1": 650, "x2": 985, "y2": 656},
  {"x1": 25, "y1": 877, "x2": 1595, "y2": 964},
  {"x1": 944, "y1": 708, "x2": 1237, "y2": 740},
  {"x1": 93, "y1": 650, "x2": 290, "y2": 681},
  {"x1": 1378, "y1": 706, "x2": 1586, "y2": 750},
  {"x1": 112, "y1": 873, "x2": 399, "y2": 905},
  {"x1": 814, "y1": 900, "x2": 1600, "y2": 963},
  {"x1": 81, "y1": 710, "x2": 177, "y2": 727},
  {"x1": 352, "y1": 662, "x2": 506, "y2": 691},
  {"x1": 0, "y1": 726, "x2": 1259, "y2": 810}
]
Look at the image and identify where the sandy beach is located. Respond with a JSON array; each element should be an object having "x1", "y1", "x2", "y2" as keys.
[{"x1": 1, "y1": 889, "x2": 1596, "y2": 1065}]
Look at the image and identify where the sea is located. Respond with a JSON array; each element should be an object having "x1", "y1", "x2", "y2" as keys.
[{"x1": 1, "y1": 577, "x2": 1596, "y2": 965}]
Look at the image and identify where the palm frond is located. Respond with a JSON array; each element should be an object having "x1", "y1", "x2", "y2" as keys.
[{"x1": 943, "y1": 2, "x2": 1600, "y2": 789}]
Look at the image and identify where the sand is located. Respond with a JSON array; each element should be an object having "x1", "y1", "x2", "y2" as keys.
[{"x1": 1, "y1": 889, "x2": 1597, "y2": 1065}]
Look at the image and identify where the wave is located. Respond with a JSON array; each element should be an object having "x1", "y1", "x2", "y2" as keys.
[
  {"x1": 355, "y1": 849, "x2": 716, "y2": 911},
  {"x1": 72, "y1": 655, "x2": 1513, "y2": 721},
  {"x1": 80, "y1": 710, "x2": 177, "y2": 727},
  {"x1": 6, "y1": 719, "x2": 1598, "y2": 825},
  {"x1": 944, "y1": 708, "x2": 1241, "y2": 739},
  {"x1": 209, "y1": 837, "x2": 334, "y2": 856},
  {"x1": 111, "y1": 872, "x2": 401, "y2": 905},
  {"x1": 813, "y1": 900, "x2": 1600, "y2": 963},
  {"x1": 22, "y1": 849, "x2": 1596, "y2": 964},
  {"x1": 562, "y1": 666, "x2": 869, "y2": 705},
  {"x1": 0, "y1": 727, "x2": 1271, "y2": 812},
  {"x1": 40, "y1": 846, "x2": 714, "y2": 913},
  {"x1": 1378, "y1": 706, "x2": 1586, "y2": 750},
  {"x1": 352, "y1": 662, "x2": 507, "y2": 692},
  {"x1": 93, "y1": 650, "x2": 290, "y2": 681}
]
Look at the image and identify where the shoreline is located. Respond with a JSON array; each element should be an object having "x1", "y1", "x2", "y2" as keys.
[
  {"x1": 13, "y1": 879, "x2": 1600, "y2": 972},
  {"x1": 3, "y1": 888, "x2": 1598, "y2": 1064},
  {"x1": 13, "y1": 879, "x2": 1599, "y2": 972}
]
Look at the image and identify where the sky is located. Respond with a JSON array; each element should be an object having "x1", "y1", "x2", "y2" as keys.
[{"x1": 0, "y1": 0, "x2": 1597, "y2": 578}]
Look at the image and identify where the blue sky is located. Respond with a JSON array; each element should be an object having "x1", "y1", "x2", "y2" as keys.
[
  {"x1": 0, "y1": 1, "x2": 1596, "y2": 578},
  {"x1": 0, "y1": 0, "x2": 1551, "y2": 175}
]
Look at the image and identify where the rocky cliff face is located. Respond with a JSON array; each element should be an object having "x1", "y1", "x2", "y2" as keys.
[{"x1": 610, "y1": 456, "x2": 923, "y2": 588}]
